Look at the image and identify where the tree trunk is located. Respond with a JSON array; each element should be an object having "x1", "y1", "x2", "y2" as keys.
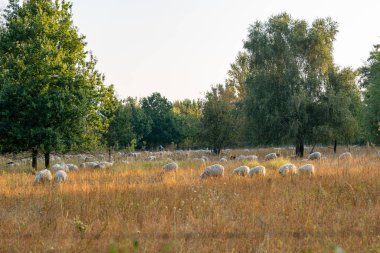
[
  {"x1": 310, "y1": 143, "x2": 317, "y2": 154},
  {"x1": 108, "y1": 148, "x2": 112, "y2": 162},
  {"x1": 32, "y1": 148, "x2": 38, "y2": 169},
  {"x1": 44, "y1": 152, "x2": 50, "y2": 168},
  {"x1": 334, "y1": 139, "x2": 337, "y2": 154},
  {"x1": 300, "y1": 141, "x2": 304, "y2": 158},
  {"x1": 296, "y1": 140, "x2": 304, "y2": 158}
]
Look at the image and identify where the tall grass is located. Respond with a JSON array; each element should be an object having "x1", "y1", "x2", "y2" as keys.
[{"x1": 0, "y1": 149, "x2": 379, "y2": 252}]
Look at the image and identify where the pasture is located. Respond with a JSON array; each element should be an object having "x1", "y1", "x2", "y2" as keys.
[{"x1": 0, "y1": 148, "x2": 380, "y2": 253}]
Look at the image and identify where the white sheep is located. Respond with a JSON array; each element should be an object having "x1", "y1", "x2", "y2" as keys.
[
  {"x1": 66, "y1": 164, "x2": 79, "y2": 172},
  {"x1": 193, "y1": 158, "x2": 206, "y2": 164},
  {"x1": 220, "y1": 157, "x2": 228, "y2": 163},
  {"x1": 308, "y1": 152, "x2": 321, "y2": 160},
  {"x1": 79, "y1": 162, "x2": 99, "y2": 169},
  {"x1": 163, "y1": 162, "x2": 178, "y2": 172},
  {"x1": 265, "y1": 153, "x2": 278, "y2": 161},
  {"x1": 200, "y1": 164, "x2": 224, "y2": 179},
  {"x1": 298, "y1": 164, "x2": 315, "y2": 176},
  {"x1": 237, "y1": 155, "x2": 258, "y2": 161},
  {"x1": 232, "y1": 166, "x2": 249, "y2": 176},
  {"x1": 34, "y1": 169, "x2": 53, "y2": 184},
  {"x1": 249, "y1": 166, "x2": 266, "y2": 176},
  {"x1": 339, "y1": 152, "x2": 352, "y2": 160},
  {"x1": 95, "y1": 161, "x2": 114, "y2": 169},
  {"x1": 278, "y1": 163, "x2": 297, "y2": 176},
  {"x1": 51, "y1": 162, "x2": 69, "y2": 172},
  {"x1": 147, "y1": 156, "x2": 157, "y2": 161},
  {"x1": 55, "y1": 170, "x2": 68, "y2": 183}
]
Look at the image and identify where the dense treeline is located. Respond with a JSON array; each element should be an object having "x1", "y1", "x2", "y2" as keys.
[{"x1": 0, "y1": 1, "x2": 378, "y2": 167}]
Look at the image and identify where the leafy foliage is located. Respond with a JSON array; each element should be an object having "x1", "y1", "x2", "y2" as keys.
[
  {"x1": 0, "y1": 0, "x2": 112, "y2": 161},
  {"x1": 243, "y1": 13, "x2": 361, "y2": 154},
  {"x1": 362, "y1": 45, "x2": 380, "y2": 143}
]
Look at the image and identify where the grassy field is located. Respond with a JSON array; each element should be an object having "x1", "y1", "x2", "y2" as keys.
[{"x1": 0, "y1": 149, "x2": 380, "y2": 252}]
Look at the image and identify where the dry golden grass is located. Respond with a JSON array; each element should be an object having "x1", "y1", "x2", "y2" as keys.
[{"x1": 0, "y1": 149, "x2": 380, "y2": 253}]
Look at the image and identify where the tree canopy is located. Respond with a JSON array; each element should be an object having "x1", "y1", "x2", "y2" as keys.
[{"x1": 0, "y1": 0, "x2": 114, "y2": 167}]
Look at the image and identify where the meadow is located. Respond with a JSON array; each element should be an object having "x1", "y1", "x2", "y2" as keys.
[{"x1": 0, "y1": 148, "x2": 379, "y2": 253}]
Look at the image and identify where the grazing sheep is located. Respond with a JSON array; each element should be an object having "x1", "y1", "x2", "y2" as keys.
[
  {"x1": 232, "y1": 166, "x2": 249, "y2": 176},
  {"x1": 51, "y1": 162, "x2": 69, "y2": 172},
  {"x1": 34, "y1": 169, "x2": 53, "y2": 184},
  {"x1": 193, "y1": 158, "x2": 206, "y2": 164},
  {"x1": 66, "y1": 164, "x2": 79, "y2": 172},
  {"x1": 200, "y1": 164, "x2": 224, "y2": 179},
  {"x1": 237, "y1": 155, "x2": 258, "y2": 161},
  {"x1": 246, "y1": 155, "x2": 258, "y2": 161},
  {"x1": 6, "y1": 161, "x2": 19, "y2": 168},
  {"x1": 278, "y1": 163, "x2": 297, "y2": 176},
  {"x1": 298, "y1": 164, "x2": 315, "y2": 176},
  {"x1": 95, "y1": 161, "x2": 114, "y2": 169},
  {"x1": 220, "y1": 157, "x2": 228, "y2": 163},
  {"x1": 79, "y1": 162, "x2": 99, "y2": 169},
  {"x1": 147, "y1": 156, "x2": 157, "y2": 161},
  {"x1": 265, "y1": 153, "x2": 278, "y2": 161},
  {"x1": 308, "y1": 152, "x2": 321, "y2": 160},
  {"x1": 55, "y1": 170, "x2": 68, "y2": 183},
  {"x1": 201, "y1": 156, "x2": 209, "y2": 161},
  {"x1": 339, "y1": 152, "x2": 352, "y2": 160},
  {"x1": 249, "y1": 166, "x2": 266, "y2": 177},
  {"x1": 163, "y1": 162, "x2": 178, "y2": 172}
]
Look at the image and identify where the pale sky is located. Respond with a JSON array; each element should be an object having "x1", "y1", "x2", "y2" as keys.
[{"x1": 1, "y1": 0, "x2": 380, "y2": 101}]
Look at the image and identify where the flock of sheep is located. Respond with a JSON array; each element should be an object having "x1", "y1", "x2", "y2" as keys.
[{"x1": 32, "y1": 150, "x2": 355, "y2": 184}]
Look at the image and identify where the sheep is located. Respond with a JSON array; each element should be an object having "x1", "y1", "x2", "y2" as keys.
[
  {"x1": 146, "y1": 156, "x2": 157, "y2": 161},
  {"x1": 6, "y1": 161, "x2": 19, "y2": 168},
  {"x1": 308, "y1": 152, "x2": 321, "y2": 160},
  {"x1": 265, "y1": 153, "x2": 278, "y2": 161},
  {"x1": 200, "y1": 164, "x2": 224, "y2": 179},
  {"x1": 95, "y1": 161, "x2": 114, "y2": 169},
  {"x1": 298, "y1": 164, "x2": 315, "y2": 176},
  {"x1": 248, "y1": 166, "x2": 266, "y2": 177},
  {"x1": 79, "y1": 162, "x2": 99, "y2": 169},
  {"x1": 54, "y1": 170, "x2": 68, "y2": 183},
  {"x1": 163, "y1": 162, "x2": 178, "y2": 172},
  {"x1": 51, "y1": 162, "x2": 69, "y2": 172},
  {"x1": 193, "y1": 158, "x2": 206, "y2": 163},
  {"x1": 237, "y1": 155, "x2": 258, "y2": 161},
  {"x1": 220, "y1": 157, "x2": 228, "y2": 163},
  {"x1": 278, "y1": 163, "x2": 297, "y2": 176},
  {"x1": 339, "y1": 152, "x2": 352, "y2": 160},
  {"x1": 34, "y1": 169, "x2": 53, "y2": 184},
  {"x1": 66, "y1": 164, "x2": 79, "y2": 172},
  {"x1": 246, "y1": 155, "x2": 258, "y2": 161},
  {"x1": 232, "y1": 166, "x2": 249, "y2": 176},
  {"x1": 201, "y1": 156, "x2": 209, "y2": 161}
]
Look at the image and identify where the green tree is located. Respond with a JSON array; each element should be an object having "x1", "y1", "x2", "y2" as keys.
[
  {"x1": 243, "y1": 13, "x2": 356, "y2": 157},
  {"x1": 0, "y1": 0, "x2": 110, "y2": 168},
  {"x1": 173, "y1": 99, "x2": 203, "y2": 149},
  {"x1": 362, "y1": 45, "x2": 380, "y2": 143},
  {"x1": 141, "y1": 93, "x2": 179, "y2": 149},
  {"x1": 103, "y1": 97, "x2": 152, "y2": 153},
  {"x1": 201, "y1": 84, "x2": 239, "y2": 154}
]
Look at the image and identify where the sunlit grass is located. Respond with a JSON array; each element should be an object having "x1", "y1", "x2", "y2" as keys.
[{"x1": 0, "y1": 149, "x2": 380, "y2": 252}]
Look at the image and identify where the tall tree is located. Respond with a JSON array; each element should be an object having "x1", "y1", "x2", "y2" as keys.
[
  {"x1": 173, "y1": 99, "x2": 203, "y2": 149},
  {"x1": 362, "y1": 44, "x2": 380, "y2": 143},
  {"x1": 0, "y1": 0, "x2": 110, "y2": 168},
  {"x1": 103, "y1": 98, "x2": 152, "y2": 153},
  {"x1": 243, "y1": 13, "x2": 347, "y2": 157},
  {"x1": 201, "y1": 84, "x2": 239, "y2": 154},
  {"x1": 141, "y1": 93, "x2": 180, "y2": 149}
]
